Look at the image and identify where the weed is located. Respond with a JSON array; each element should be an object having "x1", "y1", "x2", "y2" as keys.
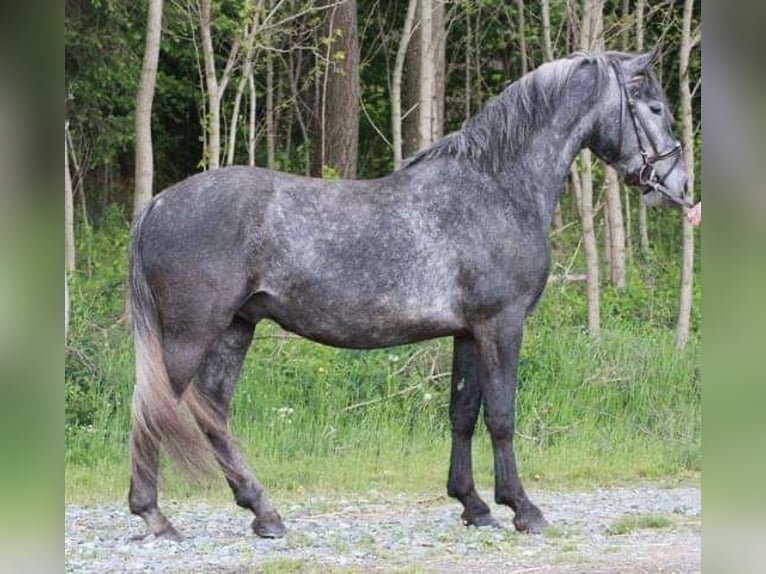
[{"x1": 606, "y1": 514, "x2": 674, "y2": 535}]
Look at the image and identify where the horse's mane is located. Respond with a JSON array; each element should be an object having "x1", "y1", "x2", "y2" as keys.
[{"x1": 403, "y1": 52, "x2": 615, "y2": 173}]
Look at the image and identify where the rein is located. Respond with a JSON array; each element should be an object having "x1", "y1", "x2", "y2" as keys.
[{"x1": 610, "y1": 60, "x2": 691, "y2": 209}]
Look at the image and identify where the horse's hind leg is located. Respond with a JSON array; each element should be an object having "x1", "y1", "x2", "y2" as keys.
[
  {"x1": 128, "y1": 428, "x2": 182, "y2": 541},
  {"x1": 194, "y1": 317, "x2": 286, "y2": 538},
  {"x1": 447, "y1": 335, "x2": 498, "y2": 528},
  {"x1": 129, "y1": 330, "x2": 219, "y2": 540}
]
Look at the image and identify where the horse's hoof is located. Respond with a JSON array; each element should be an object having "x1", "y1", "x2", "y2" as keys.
[
  {"x1": 513, "y1": 510, "x2": 549, "y2": 534},
  {"x1": 462, "y1": 511, "x2": 501, "y2": 529},
  {"x1": 252, "y1": 514, "x2": 286, "y2": 538}
]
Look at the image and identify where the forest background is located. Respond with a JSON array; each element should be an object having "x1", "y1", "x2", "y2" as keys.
[{"x1": 64, "y1": 0, "x2": 701, "y2": 501}]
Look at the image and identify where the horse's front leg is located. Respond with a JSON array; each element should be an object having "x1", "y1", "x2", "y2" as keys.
[
  {"x1": 474, "y1": 308, "x2": 549, "y2": 533},
  {"x1": 447, "y1": 335, "x2": 498, "y2": 528}
]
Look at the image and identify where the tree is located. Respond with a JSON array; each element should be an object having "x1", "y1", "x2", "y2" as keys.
[
  {"x1": 392, "y1": 0, "x2": 418, "y2": 169},
  {"x1": 198, "y1": 0, "x2": 243, "y2": 170},
  {"x1": 315, "y1": 0, "x2": 360, "y2": 178},
  {"x1": 133, "y1": 0, "x2": 164, "y2": 218},
  {"x1": 635, "y1": 0, "x2": 650, "y2": 255},
  {"x1": 402, "y1": 0, "x2": 446, "y2": 157},
  {"x1": 675, "y1": 0, "x2": 701, "y2": 349},
  {"x1": 65, "y1": 124, "x2": 76, "y2": 273},
  {"x1": 575, "y1": 0, "x2": 605, "y2": 340}
]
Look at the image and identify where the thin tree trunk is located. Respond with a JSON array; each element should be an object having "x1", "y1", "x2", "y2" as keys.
[
  {"x1": 248, "y1": 72, "x2": 257, "y2": 167},
  {"x1": 541, "y1": 0, "x2": 554, "y2": 62},
  {"x1": 286, "y1": 49, "x2": 311, "y2": 175},
  {"x1": 226, "y1": 15, "x2": 259, "y2": 166},
  {"x1": 65, "y1": 126, "x2": 76, "y2": 273},
  {"x1": 227, "y1": 77, "x2": 247, "y2": 166},
  {"x1": 576, "y1": 0, "x2": 603, "y2": 340},
  {"x1": 605, "y1": 167, "x2": 626, "y2": 288},
  {"x1": 418, "y1": 0, "x2": 434, "y2": 149},
  {"x1": 517, "y1": 0, "x2": 528, "y2": 76},
  {"x1": 199, "y1": 0, "x2": 221, "y2": 169},
  {"x1": 133, "y1": 0, "x2": 163, "y2": 218},
  {"x1": 65, "y1": 271, "x2": 70, "y2": 341},
  {"x1": 619, "y1": 0, "x2": 633, "y2": 265},
  {"x1": 635, "y1": 0, "x2": 650, "y2": 255},
  {"x1": 65, "y1": 126, "x2": 89, "y2": 232},
  {"x1": 579, "y1": 152, "x2": 600, "y2": 340},
  {"x1": 464, "y1": 9, "x2": 471, "y2": 122},
  {"x1": 266, "y1": 48, "x2": 276, "y2": 169},
  {"x1": 199, "y1": 0, "x2": 241, "y2": 170},
  {"x1": 431, "y1": 0, "x2": 446, "y2": 140},
  {"x1": 675, "y1": 0, "x2": 698, "y2": 349},
  {"x1": 392, "y1": 0, "x2": 418, "y2": 170}
]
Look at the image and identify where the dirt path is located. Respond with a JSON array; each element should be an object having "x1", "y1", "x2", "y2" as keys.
[{"x1": 65, "y1": 484, "x2": 700, "y2": 573}]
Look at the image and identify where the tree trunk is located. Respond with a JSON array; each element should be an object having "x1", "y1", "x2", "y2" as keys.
[
  {"x1": 266, "y1": 48, "x2": 276, "y2": 169},
  {"x1": 541, "y1": 0, "x2": 554, "y2": 62},
  {"x1": 392, "y1": 0, "x2": 418, "y2": 170},
  {"x1": 65, "y1": 126, "x2": 76, "y2": 273},
  {"x1": 635, "y1": 0, "x2": 650, "y2": 255},
  {"x1": 579, "y1": 152, "x2": 600, "y2": 340},
  {"x1": 314, "y1": 0, "x2": 360, "y2": 178},
  {"x1": 675, "y1": 0, "x2": 698, "y2": 349},
  {"x1": 577, "y1": 0, "x2": 604, "y2": 340},
  {"x1": 418, "y1": 0, "x2": 434, "y2": 149},
  {"x1": 464, "y1": 8, "x2": 472, "y2": 123},
  {"x1": 199, "y1": 0, "x2": 221, "y2": 169},
  {"x1": 133, "y1": 0, "x2": 163, "y2": 217},
  {"x1": 605, "y1": 167, "x2": 626, "y2": 288},
  {"x1": 199, "y1": 0, "x2": 241, "y2": 170},
  {"x1": 248, "y1": 72, "x2": 257, "y2": 167},
  {"x1": 517, "y1": 0, "x2": 528, "y2": 76},
  {"x1": 65, "y1": 271, "x2": 70, "y2": 342},
  {"x1": 286, "y1": 49, "x2": 311, "y2": 175},
  {"x1": 402, "y1": 0, "x2": 444, "y2": 156},
  {"x1": 431, "y1": 0, "x2": 446, "y2": 141},
  {"x1": 226, "y1": 16, "x2": 259, "y2": 167}
]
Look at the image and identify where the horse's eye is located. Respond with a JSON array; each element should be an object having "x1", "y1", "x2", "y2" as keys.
[{"x1": 649, "y1": 103, "x2": 663, "y2": 115}]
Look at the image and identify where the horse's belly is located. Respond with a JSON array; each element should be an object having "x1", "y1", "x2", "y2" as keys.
[{"x1": 246, "y1": 288, "x2": 464, "y2": 349}]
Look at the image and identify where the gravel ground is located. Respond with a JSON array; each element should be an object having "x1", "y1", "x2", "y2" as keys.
[{"x1": 65, "y1": 484, "x2": 700, "y2": 573}]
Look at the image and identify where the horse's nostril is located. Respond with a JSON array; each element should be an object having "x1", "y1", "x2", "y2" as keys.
[{"x1": 682, "y1": 177, "x2": 689, "y2": 195}]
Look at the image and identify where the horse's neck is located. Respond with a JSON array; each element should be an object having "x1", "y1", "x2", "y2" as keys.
[{"x1": 499, "y1": 81, "x2": 602, "y2": 231}]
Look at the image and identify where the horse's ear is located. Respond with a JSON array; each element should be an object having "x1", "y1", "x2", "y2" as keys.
[{"x1": 622, "y1": 44, "x2": 661, "y2": 79}]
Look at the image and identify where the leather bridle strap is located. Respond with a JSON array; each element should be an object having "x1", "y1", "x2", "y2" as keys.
[{"x1": 610, "y1": 60, "x2": 690, "y2": 209}]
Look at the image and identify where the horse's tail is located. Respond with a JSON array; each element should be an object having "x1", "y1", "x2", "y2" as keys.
[{"x1": 129, "y1": 202, "x2": 221, "y2": 480}]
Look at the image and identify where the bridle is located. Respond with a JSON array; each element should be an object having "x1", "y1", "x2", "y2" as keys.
[{"x1": 610, "y1": 60, "x2": 691, "y2": 209}]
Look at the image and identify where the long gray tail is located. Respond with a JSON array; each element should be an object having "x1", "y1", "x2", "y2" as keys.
[{"x1": 129, "y1": 202, "x2": 224, "y2": 480}]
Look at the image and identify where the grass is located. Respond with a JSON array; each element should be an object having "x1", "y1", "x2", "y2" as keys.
[
  {"x1": 65, "y1": 314, "x2": 700, "y2": 505},
  {"x1": 65, "y1": 210, "x2": 701, "y2": 505},
  {"x1": 605, "y1": 513, "x2": 675, "y2": 535}
]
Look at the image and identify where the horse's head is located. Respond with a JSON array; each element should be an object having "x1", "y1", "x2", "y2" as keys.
[{"x1": 592, "y1": 48, "x2": 690, "y2": 208}]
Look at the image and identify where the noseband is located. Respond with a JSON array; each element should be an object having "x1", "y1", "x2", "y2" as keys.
[{"x1": 610, "y1": 60, "x2": 690, "y2": 209}]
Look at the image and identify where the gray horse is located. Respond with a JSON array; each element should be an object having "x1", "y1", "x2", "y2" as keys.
[{"x1": 128, "y1": 49, "x2": 689, "y2": 541}]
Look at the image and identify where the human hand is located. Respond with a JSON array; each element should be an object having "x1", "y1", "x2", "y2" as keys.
[{"x1": 686, "y1": 202, "x2": 701, "y2": 227}]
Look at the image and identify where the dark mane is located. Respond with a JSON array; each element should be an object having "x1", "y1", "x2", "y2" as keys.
[{"x1": 403, "y1": 52, "x2": 615, "y2": 173}]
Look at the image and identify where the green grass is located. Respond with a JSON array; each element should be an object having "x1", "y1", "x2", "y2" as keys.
[
  {"x1": 606, "y1": 513, "x2": 675, "y2": 535},
  {"x1": 65, "y1": 211, "x2": 701, "y2": 505}
]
